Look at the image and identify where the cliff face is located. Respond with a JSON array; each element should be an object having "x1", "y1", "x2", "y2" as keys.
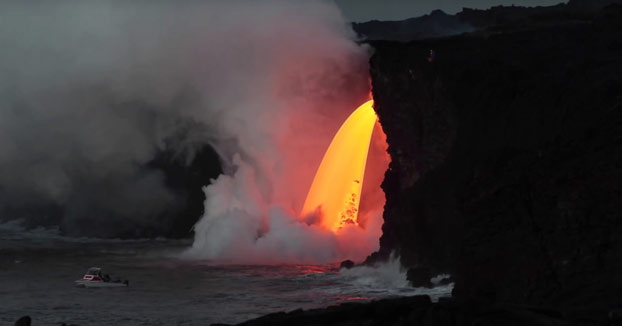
[
  {"x1": 352, "y1": 10, "x2": 473, "y2": 42},
  {"x1": 353, "y1": 0, "x2": 622, "y2": 43},
  {"x1": 370, "y1": 4, "x2": 622, "y2": 307}
]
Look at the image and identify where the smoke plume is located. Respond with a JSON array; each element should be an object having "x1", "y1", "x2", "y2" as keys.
[{"x1": 1, "y1": 0, "x2": 386, "y2": 261}]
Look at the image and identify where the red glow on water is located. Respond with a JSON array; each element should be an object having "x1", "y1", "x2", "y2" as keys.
[
  {"x1": 337, "y1": 295, "x2": 372, "y2": 301},
  {"x1": 295, "y1": 265, "x2": 334, "y2": 275}
]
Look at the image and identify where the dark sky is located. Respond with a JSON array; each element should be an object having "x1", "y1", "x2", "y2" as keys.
[{"x1": 335, "y1": 0, "x2": 566, "y2": 22}]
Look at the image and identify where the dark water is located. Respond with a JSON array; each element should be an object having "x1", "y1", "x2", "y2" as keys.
[{"x1": 0, "y1": 221, "x2": 452, "y2": 325}]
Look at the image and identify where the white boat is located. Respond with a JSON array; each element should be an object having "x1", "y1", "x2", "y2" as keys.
[{"x1": 75, "y1": 267, "x2": 129, "y2": 288}]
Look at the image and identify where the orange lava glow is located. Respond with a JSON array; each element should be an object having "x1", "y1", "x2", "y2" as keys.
[{"x1": 301, "y1": 99, "x2": 378, "y2": 232}]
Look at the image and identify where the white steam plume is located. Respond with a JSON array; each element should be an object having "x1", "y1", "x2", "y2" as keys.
[
  {"x1": 178, "y1": 0, "x2": 388, "y2": 264},
  {"x1": 1, "y1": 0, "x2": 384, "y2": 260}
]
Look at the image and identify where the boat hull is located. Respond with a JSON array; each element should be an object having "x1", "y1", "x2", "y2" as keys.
[{"x1": 75, "y1": 280, "x2": 128, "y2": 288}]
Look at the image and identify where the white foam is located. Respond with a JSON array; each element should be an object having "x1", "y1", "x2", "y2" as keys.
[{"x1": 328, "y1": 256, "x2": 454, "y2": 301}]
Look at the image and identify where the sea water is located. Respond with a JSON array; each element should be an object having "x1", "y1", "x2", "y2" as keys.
[{"x1": 0, "y1": 220, "x2": 452, "y2": 325}]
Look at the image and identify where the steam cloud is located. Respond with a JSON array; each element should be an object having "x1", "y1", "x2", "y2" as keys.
[{"x1": 1, "y1": 0, "x2": 387, "y2": 262}]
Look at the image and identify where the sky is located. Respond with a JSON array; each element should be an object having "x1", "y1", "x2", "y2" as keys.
[{"x1": 334, "y1": 0, "x2": 566, "y2": 22}]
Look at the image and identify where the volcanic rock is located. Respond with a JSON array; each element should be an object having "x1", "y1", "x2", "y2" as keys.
[
  {"x1": 406, "y1": 267, "x2": 433, "y2": 288},
  {"x1": 369, "y1": 1, "x2": 622, "y2": 310},
  {"x1": 339, "y1": 260, "x2": 355, "y2": 269},
  {"x1": 14, "y1": 316, "x2": 31, "y2": 326},
  {"x1": 221, "y1": 296, "x2": 605, "y2": 326},
  {"x1": 353, "y1": 0, "x2": 622, "y2": 43},
  {"x1": 353, "y1": 10, "x2": 473, "y2": 42},
  {"x1": 146, "y1": 144, "x2": 222, "y2": 238}
]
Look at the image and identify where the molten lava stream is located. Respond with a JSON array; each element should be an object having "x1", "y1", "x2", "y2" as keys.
[{"x1": 301, "y1": 99, "x2": 378, "y2": 232}]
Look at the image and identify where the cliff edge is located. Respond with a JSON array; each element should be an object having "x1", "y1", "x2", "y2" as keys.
[{"x1": 370, "y1": 3, "x2": 622, "y2": 309}]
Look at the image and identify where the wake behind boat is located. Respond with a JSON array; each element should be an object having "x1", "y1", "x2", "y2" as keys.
[{"x1": 75, "y1": 267, "x2": 129, "y2": 288}]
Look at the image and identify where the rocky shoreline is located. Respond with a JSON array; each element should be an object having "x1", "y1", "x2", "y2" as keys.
[{"x1": 215, "y1": 295, "x2": 621, "y2": 326}]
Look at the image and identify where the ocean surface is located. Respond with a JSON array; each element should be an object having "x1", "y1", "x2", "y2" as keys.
[{"x1": 0, "y1": 220, "x2": 452, "y2": 325}]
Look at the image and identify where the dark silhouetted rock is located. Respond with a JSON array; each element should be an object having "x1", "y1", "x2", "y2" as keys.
[
  {"x1": 146, "y1": 143, "x2": 222, "y2": 238},
  {"x1": 369, "y1": 0, "x2": 622, "y2": 312},
  {"x1": 407, "y1": 267, "x2": 433, "y2": 288},
  {"x1": 567, "y1": 0, "x2": 622, "y2": 11},
  {"x1": 14, "y1": 316, "x2": 31, "y2": 326},
  {"x1": 221, "y1": 296, "x2": 602, "y2": 326},
  {"x1": 353, "y1": 10, "x2": 473, "y2": 42},
  {"x1": 1, "y1": 138, "x2": 221, "y2": 239},
  {"x1": 60, "y1": 142, "x2": 221, "y2": 239},
  {"x1": 228, "y1": 296, "x2": 433, "y2": 326},
  {"x1": 339, "y1": 260, "x2": 355, "y2": 269},
  {"x1": 353, "y1": 0, "x2": 622, "y2": 43}
]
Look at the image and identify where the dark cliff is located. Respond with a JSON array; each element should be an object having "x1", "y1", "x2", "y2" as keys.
[
  {"x1": 354, "y1": 0, "x2": 622, "y2": 42},
  {"x1": 370, "y1": 3, "x2": 622, "y2": 310},
  {"x1": 352, "y1": 10, "x2": 473, "y2": 42}
]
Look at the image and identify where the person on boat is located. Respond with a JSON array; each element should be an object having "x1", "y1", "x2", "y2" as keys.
[{"x1": 428, "y1": 49, "x2": 436, "y2": 62}]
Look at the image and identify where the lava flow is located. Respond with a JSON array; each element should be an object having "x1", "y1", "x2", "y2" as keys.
[{"x1": 301, "y1": 99, "x2": 378, "y2": 232}]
